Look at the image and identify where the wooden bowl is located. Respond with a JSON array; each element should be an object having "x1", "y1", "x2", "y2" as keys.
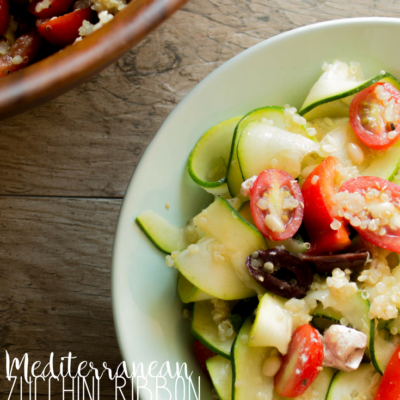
[{"x1": 0, "y1": 0, "x2": 187, "y2": 119}]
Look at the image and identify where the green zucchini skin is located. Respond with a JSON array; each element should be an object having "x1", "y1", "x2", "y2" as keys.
[
  {"x1": 299, "y1": 72, "x2": 387, "y2": 117},
  {"x1": 136, "y1": 216, "x2": 170, "y2": 254},
  {"x1": 187, "y1": 116, "x2": 242, "y2": 197},
  {"x1": 325, "y1": 364, "x2": 378, "y2": 400},
  {"x1": 370, "y1": 326, "x2": 399, "y2": 374},
  {"x1": 175, "y1": 197, "x2": 267, "y2": 300},
  {"x1": 226, "y1": 106, "x2": 288, "y2": 197},
  {"x1": 136, "y1": 210, "x2": 189, "y2": 254},
  {"x1": 361, "y1": 139, "x2": 400, "y2": 181},
  {"x1": 191, "y1": 300, "x2": 236, "y2": 360},
  {"x1": 231, "y1": 317, "x2": 274, "y2": 400},
  {"x1": 206, "y1": 355, "x2": 232, "y2": 400},
  {"x1": 177, "y1": 273, "x2": 213, "y2": 303},
  {"x1": 311, "y1": 305, "x2": 342, "y2": 332},
  {"x1": 228, "y1": 106, "x2": 315, "y2": 195},
  {"x1": 299, "y1": 71, "x2": 400, "y2": 117}
]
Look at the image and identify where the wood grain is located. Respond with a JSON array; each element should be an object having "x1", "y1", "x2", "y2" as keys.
[
  {"x1": 1, "y1": 0, "x2": 400, "y2": 197},
  {"x1": 0, "y1": 197, "x2": 125, "y2": 397},
  {"x1": 0, "y1": 0, "x2": 398, "y2": 398},
  {"x1": 0, "y1": 0, "x2": 188, "y2": 119}
]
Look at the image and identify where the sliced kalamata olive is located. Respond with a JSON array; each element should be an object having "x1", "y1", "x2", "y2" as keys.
[
  {"x1": 298, "y1": 251, "x2": 370, "y2": 273},
  {"x1": 246, "y1": 248, "x2": 313, "y2": 299}
]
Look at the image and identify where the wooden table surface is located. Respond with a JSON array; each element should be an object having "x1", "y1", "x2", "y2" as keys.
[{"x1": 1, "y1": 0, "x2": 399, "y2": 397}]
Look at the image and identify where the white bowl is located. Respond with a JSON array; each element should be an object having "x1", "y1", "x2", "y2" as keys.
[{"x1": 112, "y1": 17, "x2": 400, "y2": 400}]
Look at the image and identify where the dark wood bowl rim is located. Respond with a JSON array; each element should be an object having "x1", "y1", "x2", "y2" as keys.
[{"x1": 0, "y1": 0, "x2": 187, "y2": 119}]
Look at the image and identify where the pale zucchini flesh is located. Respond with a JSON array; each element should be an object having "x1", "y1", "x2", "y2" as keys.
[
  {"x1": 306, "y1": 289, "x2": 392, "y2": 376},
  {"x1": 174, "y1": 236, "x2": 255, "y2": 300},
  {"x1": 387, "y1": 314, "x2": 400, "y2": 332},
  {"x1": 191, "y1": 300, "x2": 236, "y2": 359},
  {"x1": 237, "y1": 119, "x2": 319, "y2": 180},
  {"x1": 193, "y1": 197, "x2": 266, "y2": 255},
  {"x1": 238, "y1": 201, "x2": 254, "y2": 225},
  {"x1": 311, "y1": 303, "x2": 342, "y2": 322},
  {"x1": 299, "y1": 62, "x2": 386, "y2": 116},
  {"x1": 380, "y1": 73, "x2": 400, "y2": 91},
  {"x1": 232, "y1": 317, "x2": 274, "y2": 400},
  {"x1": 239, "y1": 202, "x2": 309, "y2": 255},
  {"x1": 370, "y1": 328, "x2": 399, "y2": 374},
  {"x1": 227, "y1": 107, "x2": 286, "y2": 197},
  {"x1": 193, "y1": 197, "x2": 267, "y2": 295},
  {"x1": 206, "y1": 355, "x2": 232, "y2": 400},
  {"x1": 177, "y1": 273, "x2": 214, "y2": 303},
  {"x1": 311, "y1": 303, "x2": 342, "y2": 332},
  {"x1": 136, "y1": 210, "x2": 190, "y2": 254},
  {"x1": 306, "y1": 290, "x2": 371, "y2": 339},
  {"x1": 188, "y1": 116, "x2": 242, "y2": 197},
  {"x1": 305, "y1": 290, "x2": 374, "y2": 360},
  {"x1": 300, "y1": 65, "x2": 400, "y2": 123},
  {"x1": 305, "y1": 72, "x2": 400, "y2": 120},
  {"x1": 326, "y1": 364, "x2": 378, "y2": 400},
  {"x1": 266, "y1": 236, "x2": 310, "y2": 256},
  {"x1": 226, "y1": 106, "x2": 312, "y2": 197},
  {"x1": 302, "y1": 95, "x2": 353, "y2": 121},
  {"x1": 361, "y1": 139, "x2": 400, "y2": 181},
  {"x1": 249, "y1": 292, "x2": 292, "y2": 354}
]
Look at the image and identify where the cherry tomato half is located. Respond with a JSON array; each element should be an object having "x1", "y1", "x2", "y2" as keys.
[
  {"x1": 350, "y1": 82, "x2": 400, "y2": 150},
  {"x1": 28, "y1": 0, "x2": 75, "y2": 19},
  {"x1": 0, "y1": 30, "x2": 43, "y2": 77},
  {"x1": 340, "y1": 176, "x2": 400, "y2": 253},
  {"x1": 250, "y1": 169, "x2": 304, "y2": 241},
  {"x1": 37, "y1": 7, "x2": 93, "y2": 47},
  {"x1": 194, "y1": 341, "x2": 216, "y2": 371},
  {"x1": 274, "y1": 324, "x2": 324, "y2": 398},
  {"x1": 302, "y1": 156, "x2": 351, "y2": 255},
  {"x1": 373, "y1": 342, "x2": 400, "y2": 399},
  {"x1": 0, "y1": 0, "x2": 9, "y2": 36}
]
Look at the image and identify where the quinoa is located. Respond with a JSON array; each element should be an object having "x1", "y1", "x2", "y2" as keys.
[
  {"x1": 12, "y1": 55, "x2": 23, "y2": 65},
  {"x1": 0, "y1": 41, "x2": 8, "y2": 56},
  {"x1": 210, "y1": 299, "x2": 234, "y2": 341},
  {"x1": 91, "y1": 0, "x2": 126, "y2": 13},
  {"x1": 327, "y1": 268, "x2": 358, "y2": 298},
  {"x1": 210, "y1": 298, "x2": 231, "y2": 323},
  {"x1": 35, "y1": 0, "x2": 51, "y2": 12},
  {"x1": 357, "y1": 246, "x2": 400, "y2": 320},
  {"x1": 79, "y1": 11, "x2": 114, "y2": 37},
  {"x1": 78, "y1": 0, "x2": 127, "y2": 39},
  {"x1": 284, "y1": 298, "x2": 313, "y2": 331}
]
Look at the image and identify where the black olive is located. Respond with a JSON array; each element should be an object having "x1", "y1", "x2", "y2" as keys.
[
  {"x1": 246, "y1": 248, "x2": 313, "y2": 299},
  {"x1": 298, "y1": 251, "x2": 370, "y2": 273},
  {"x1": 391, "y1": 123, "x2": 396, "y2": 131},
  {"x1": 230, "y1": 297, "x2": 259, "y2": 332}
]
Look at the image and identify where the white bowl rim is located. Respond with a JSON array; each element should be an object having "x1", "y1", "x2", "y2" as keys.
[{"x1": 111, "y1": 15, "x2": 400, "y2": 392}]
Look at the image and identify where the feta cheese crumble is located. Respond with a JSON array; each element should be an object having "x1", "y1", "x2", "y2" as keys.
[{"x1": 323, "y1": 325, "x2": 367, "y2": 371}]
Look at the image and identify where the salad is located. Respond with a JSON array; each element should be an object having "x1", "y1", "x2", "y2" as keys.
[
  {"x1": 136, "y1": 60, "x2": 400, "y2": 400},
  {"x1": 0, "y1": 0, "x2": 126, "y2": 78}
]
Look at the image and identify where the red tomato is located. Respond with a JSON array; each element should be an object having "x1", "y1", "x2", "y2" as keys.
[
  {"x1": 302, "y1": 156, "x2": 351, "y2": 255},
  {"x1": 250, "y1": 169, "x2": 304, "y2": 241},
  {"x1": 194, "y1": 341, "x2": 216, "y2": 371},
  {"x1": 0, "y1": 30, "x2": 43, "y2": 77},
  {"x1": 37, "y1": 7, "x2": 93, "y2": 47},
  {"x1": 274, "y1": 324, "x2": 324, "y2": 398},
  {"x1": 374, "y1": 342, "x2": 400, "y2": 399},
  {"x1": 0, "y1": 0, "x2": 9, "y2": 36},
  {"x1": 28, "y1": 0, "x2": 75, "y2": 19},
  {"x1": 350, "y1": 82, "x2": 400, "y2": 150},
  {"x1": 340, "y1": 176, "x2": 400, "y2": 253}
]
